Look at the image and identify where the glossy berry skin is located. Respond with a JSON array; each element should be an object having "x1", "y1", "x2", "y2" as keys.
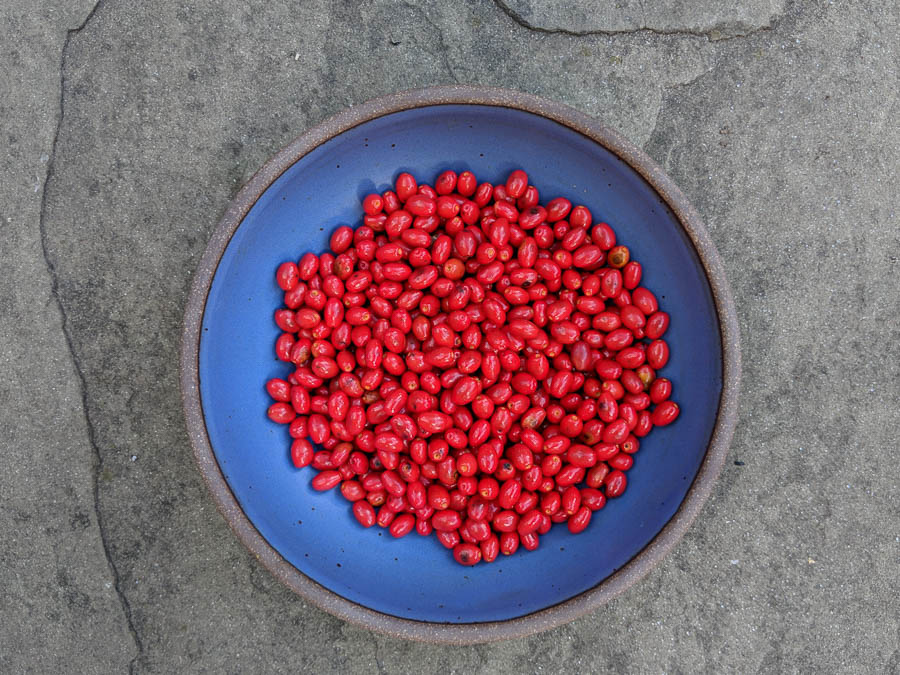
[
  {"x1": 267, "y1": 402, "x2": 296, "y2": 424},
  {"x1": 453, "y1": 543, "x2": 483, "y2": 565},
  {"x1": 604, "y1": 470, "x2": 627, "y2": 498},
  {"x1": 651, "y1": 400, "x2": 680, "y2": 426},
  {"x1": 505, "y1": 170, "x2": 529, "y2": 199},
  {"x1": 567, "y1": 506, "x2": 592, "y2": 534},
  {"x1": 649, "y1": 378, "x2": 672, "y2": 404},
  {"x1": 353, "y1": 501, "x2": 376, "y2": 527},
  {"x1": 389, "y1": 514, "x2": 416, "y2": 538},
  {"x1": 265, "y1": 168, "x2": 679, "y2": 565},
  {"x1": 311, "y1": 470, "x2": 342, "y2": 491},
  {"x1": 276, "y1": 262, "x2": 299, "y2": 291}
]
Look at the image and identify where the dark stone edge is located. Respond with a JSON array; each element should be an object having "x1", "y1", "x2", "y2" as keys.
[{"x1": 179, "y1": 85, "x2": 741, "y2": 644}]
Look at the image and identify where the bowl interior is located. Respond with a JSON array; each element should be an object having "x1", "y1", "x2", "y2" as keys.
[{"x1": 199, "y1": 104, "x2": 722, "y2": 623}]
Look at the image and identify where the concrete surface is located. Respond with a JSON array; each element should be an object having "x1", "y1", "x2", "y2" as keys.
[{"x1": 1, "y1": 0, "x2": 897, "y2": 672}]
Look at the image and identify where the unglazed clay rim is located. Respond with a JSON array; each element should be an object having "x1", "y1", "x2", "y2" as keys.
[{"x1": 180, "y1": 85, "x2": 741, "y2": 644}]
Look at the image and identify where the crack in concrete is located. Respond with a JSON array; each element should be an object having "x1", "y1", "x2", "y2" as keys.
[
  {"x1": 669, "y1": 65, "x2": 718, "y2": 91},
  {"x1": 492, "y1": 0, "x2": 779, "y2": 42},
  {"x1": 365, "y1": 630, "x2": 386, "y2": 675},
  {"x1": 401, "y1": 1, "x2": 462, "y2": 84},
  {"x1": 645, "y1": 63, "x2": 722, "y2": 170},
  {"x1": 37, "y1": 1, "x2": 145, "y2": 673},
  {"x1": 636, "y1": 0, "x2": 648, "y2": 29},
  {"x1": 644, "y1": 64, "x2": 717, "y2": 151},
  {"x1": 645, "y1": 94, "x2": 666, "y2": 152}
]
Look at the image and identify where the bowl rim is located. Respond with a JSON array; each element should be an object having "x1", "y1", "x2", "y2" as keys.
[{"x1": 180, "y1": 85, "x2": 741, "y2": 644}]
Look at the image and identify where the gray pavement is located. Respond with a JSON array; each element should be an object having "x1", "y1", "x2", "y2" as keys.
[{"x1": 1, "y1": 0, "x2": 898, "y2": 672}]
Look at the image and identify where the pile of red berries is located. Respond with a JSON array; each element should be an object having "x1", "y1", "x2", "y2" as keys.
[{"x1": 266, "y1": 169, "x2": 678, "y2": 566}]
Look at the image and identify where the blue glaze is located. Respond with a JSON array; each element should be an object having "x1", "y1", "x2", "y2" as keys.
[{"x1": 199, "y1": 105, "x2": 721, "y2": 623}]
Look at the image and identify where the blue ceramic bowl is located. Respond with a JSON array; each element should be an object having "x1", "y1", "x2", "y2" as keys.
[{"x1": 181, "y1": 87, "x2": 740, "y2": 642}]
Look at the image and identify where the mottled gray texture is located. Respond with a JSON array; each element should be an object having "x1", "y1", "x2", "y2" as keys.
[
  {"x1": 2, "y1": 0, "x2": 899, "y2": 672},
  {"x1": 0, "y1": 1, "x2": 138, "y2": 672}
]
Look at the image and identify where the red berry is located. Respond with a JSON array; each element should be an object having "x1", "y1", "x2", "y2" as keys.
[{"x1": 268, "y1": 168, "x2": 679, "y2": 564}]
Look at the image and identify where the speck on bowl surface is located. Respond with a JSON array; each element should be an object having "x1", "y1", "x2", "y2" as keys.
[{"x1": 181, "y1": 86, "x2": 740, "y2": 643}]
